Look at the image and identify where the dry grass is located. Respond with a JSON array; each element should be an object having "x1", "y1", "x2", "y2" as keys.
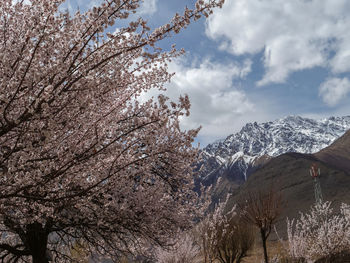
[
  {"x1": 241, "y1": 239, "x2": 287, "y2": 263},
  {"x1": 192, "y1": 239, "x2": 287, "y2": 263}
]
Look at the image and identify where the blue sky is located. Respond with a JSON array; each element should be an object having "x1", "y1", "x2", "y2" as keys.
[{"x1": 65, "y1": 0, "x2": 350, "y2": 146}]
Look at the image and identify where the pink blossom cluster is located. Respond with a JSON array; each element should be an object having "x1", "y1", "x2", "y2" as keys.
[
  {"x1": 195, "y1": 194, "x2": 236, "y2": 262},
  {"x1": 0, "y1": 0, "x2": 224, "y2": 261},
  {"x1": 154, "y1": 233, "x2": 201, "y2": 263},
  {"x1": 286, "y1": 201, "x2": 350, "y2": 262}
]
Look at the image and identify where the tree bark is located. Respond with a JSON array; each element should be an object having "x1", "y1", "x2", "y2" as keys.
[
  {"x1": 260, "y1": 229, "x2": 268, "y2": 263},
  {"x1": 26, "y1": 223, "x2": 49, "y2": 263},
  {"x1": 33, "y1": 255, "x2": 49, "y2": 263}
]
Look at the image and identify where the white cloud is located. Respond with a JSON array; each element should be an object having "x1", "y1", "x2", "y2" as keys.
[
  {"x1": 62, "y1": 0, "x2": 157, "y2": 15},
  {"x1": 319, "y1": 77, "x2": 350, "y2": 106},
  {"x1": 60, "y1": 0, "x2": 102, "y2": 13},
  {"x1": 167, "y1": 59, "x2": 254, "y2": 137},
  {"x1": 140, "y1": 57, "x2": 272, "y2": 144},
  {"x1": 206, "y1": 0, "x2": 350, "y2": 85},
  {"x1": 139, "y1": 0, "x2": 158, "y2": 15}
]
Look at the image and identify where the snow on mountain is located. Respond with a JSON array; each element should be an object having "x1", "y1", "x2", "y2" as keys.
[{"x1": 198, "y1": 115, "x2": 350, "y2": 183}]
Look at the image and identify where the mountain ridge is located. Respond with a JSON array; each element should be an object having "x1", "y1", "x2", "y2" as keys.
[
  {"x1": 315, "y1": 130, "x2": 350, "y2": 172},
  {"x1": 231, "y1": 130, "x2": 350, "y2": 238},
  {"x1": 197, "y1": 115, "x2": 350, "y2": 188}
]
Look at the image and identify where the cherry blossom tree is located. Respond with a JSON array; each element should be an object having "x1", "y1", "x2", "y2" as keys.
[
  {"x1": 154, "y1": 232, "x2": 201, "y2": 263},
  {"x1": 286, "y1": 201, "x2": 350, "y2": 262},
  {"x1": 0, "y1": 0, "x2": 224, "y2": 262},
  {"x1": 200, "y1": 200, "x2": 228, "y2": 263},
  {"x1": 195, "y1": 195, "x2": 236, "y2": 263}
]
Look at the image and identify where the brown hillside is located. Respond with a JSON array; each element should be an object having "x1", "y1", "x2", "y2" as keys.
[
  {"x1": 229, "y1": 131, "x2": 350, "y2": 238},
  {"x1": 315, "y1": 129, "x2": 350, "y2": 172}
]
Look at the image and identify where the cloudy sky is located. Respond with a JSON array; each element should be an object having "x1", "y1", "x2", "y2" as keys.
[{"x1": 66, "y1": 0, "x2": 350, "y2": 146}]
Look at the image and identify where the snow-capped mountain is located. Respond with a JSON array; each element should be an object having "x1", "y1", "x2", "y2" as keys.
[{"x1": 197, "y1": 115, "x2": 350, "y2": 185}]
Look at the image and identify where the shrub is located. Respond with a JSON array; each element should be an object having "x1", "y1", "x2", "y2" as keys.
[
  {"x1": 154, "y1": 233, "x2": 200, "y2": 263},
  {"x1": 286, "y1": 201, "x2": 350, "y2": 261}
]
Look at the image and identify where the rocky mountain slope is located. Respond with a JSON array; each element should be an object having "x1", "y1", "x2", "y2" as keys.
[
  {"x1": 315, "y1": 129, "x2": 350, "y2": 172},
  {"x1": 231, "y1": 130, "x2": 350, "y2": 237},
  {"x1": 198, "y1": 115, "x2": 350, "y2": 189}
]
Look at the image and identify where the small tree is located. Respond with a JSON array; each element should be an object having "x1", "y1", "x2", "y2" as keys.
[
  {"x1": 195, "y1": 194, "x2": 254, "y2": 263},
  {"x1": 0, "y1": 0, "x2": 224, "y2": 262},
  {"x1": 195, "y1": 207, "x2": 223, "y2": 262},
  {"x1": 238, "y1": 188, "x2": 282, "y2": 263},
  {"x1": 215, "y1": 216, "x2": 255, "y2": 263},
  {"x1": 195, "y1": 196, "x2": 231, "y2": 263},
  {"x1": 286, "y1": 201, "x2": 350, "y2": 262},
  {"x1": 154, "y1": 232, "x2": 201, "y2": 263}
]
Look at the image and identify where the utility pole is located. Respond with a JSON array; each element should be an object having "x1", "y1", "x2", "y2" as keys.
[{"x1": 310, "y1": 163, "x2": 323, "y2": 204}]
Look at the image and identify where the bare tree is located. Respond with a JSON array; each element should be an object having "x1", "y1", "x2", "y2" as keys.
[
  {"x1": 215, "y1": 216, "x2": 255, "y2": 263},
  {"x1": 238, "y1": 188, "x2": 282, "y2": 263}
]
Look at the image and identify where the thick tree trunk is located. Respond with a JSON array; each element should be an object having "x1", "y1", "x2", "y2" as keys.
[
  {"x1": 33, "y1": 255, "x2": 49, "y2": 263},
  {"x1": 260, "y1": 229, "x2": 268, "y2": 263},
  {"x1": 26, "y1": 223, "x2": 49, "y2": 263}
]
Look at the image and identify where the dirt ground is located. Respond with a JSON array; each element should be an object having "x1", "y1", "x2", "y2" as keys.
[
  {"x1": 243, "y1": 240, "x2": 287, "y2": 263},
  {"x1": 193, "y1": 239, "x2": 288, "y2": 263}
]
